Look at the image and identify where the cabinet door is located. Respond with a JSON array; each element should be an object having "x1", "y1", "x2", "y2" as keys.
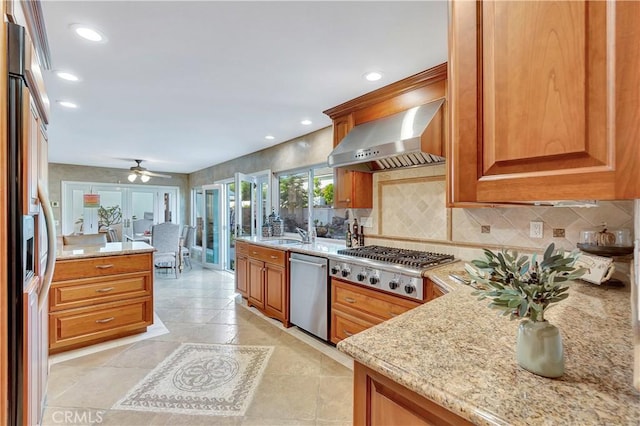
[
  {"x1": 248, "y1": 258, "x2": 265, "y2": 309},
  {"x1": 235, "y1": 254, "x2": 248, "y2": 298},
  {"x1": 354, "y1": 362, "x2": 473, "y2": 426},
  {"x1": 334, "y1": 168, "x2": 373, "y2": 209},
  {"x1": 264, "y1": 263, "x2": 287, "y2": 323},
  {"x1": 331, "y1": 113, "x2": 373, "y2": 209},
  {"x1": 449, "y1": 0, "x2": 640, "y2": 203},
  {"x1": 333, "y1": 167, "x2": 354, "y2": 209}
]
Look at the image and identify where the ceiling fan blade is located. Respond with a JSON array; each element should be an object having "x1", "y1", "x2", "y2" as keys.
[{"x1": 142, "y1": 170, "x2": 172, "y2": 178}]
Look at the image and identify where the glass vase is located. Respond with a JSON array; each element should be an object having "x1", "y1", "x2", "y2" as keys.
[{"x1": 516, "y1": 319, "x2": 564, "y2": 378}]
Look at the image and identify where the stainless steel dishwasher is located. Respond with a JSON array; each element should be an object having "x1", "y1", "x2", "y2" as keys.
[{"x1": 289, "y1": 252, "x2": 329, "y2": 341}]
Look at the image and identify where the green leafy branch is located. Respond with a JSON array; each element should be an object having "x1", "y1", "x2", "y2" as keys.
[{"x1": 464, "y1": 243, "x2": 587, "y2": 322}]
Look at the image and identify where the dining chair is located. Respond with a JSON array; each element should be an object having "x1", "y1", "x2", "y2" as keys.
[
  {"x1": 151, "y1": 222, "x2": 181, "y2": 278},
  {"x1": 105, "y1": 227, "x2": 118, "y2": 243},
  {"x1": 180, "y1": 225, "x2": 196, "y2": 269},
  {"x1": 62, "y1": 233, "x2": 108, "y2": 246}
]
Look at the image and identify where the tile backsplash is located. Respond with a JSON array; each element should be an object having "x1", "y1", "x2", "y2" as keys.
[{"x1": 369, "y1": 164, "x2": 634, "y2": 262}]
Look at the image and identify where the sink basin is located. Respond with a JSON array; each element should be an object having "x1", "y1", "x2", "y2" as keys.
[{"x1": 259, "y1": 238, "x2": 303, "y2": 246}]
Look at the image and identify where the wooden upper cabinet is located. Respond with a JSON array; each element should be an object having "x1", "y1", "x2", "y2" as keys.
[
  {"x1": 448, "y1": 0, "x2": 640, "y2": 203},
  {"x1": 330, "y1": 113, "x2": 373, "y2": 209}
]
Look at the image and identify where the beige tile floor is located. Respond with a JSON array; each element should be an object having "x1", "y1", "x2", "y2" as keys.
[{"x1": 42, "y1": 265, "x2": 353, "y2": 426}]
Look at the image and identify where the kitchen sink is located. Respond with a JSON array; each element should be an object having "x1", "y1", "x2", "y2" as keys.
[{"x1": 259, "y1": 238, "x2": 303, "y2": 246}]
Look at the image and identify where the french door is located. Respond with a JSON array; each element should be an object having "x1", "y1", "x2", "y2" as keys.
[
  {"x1": 61, "y1": 181, "x2": 179, "y2": 239},
  {"x1": 202, "y1": 184, "x2": 224, "y2": 270}
]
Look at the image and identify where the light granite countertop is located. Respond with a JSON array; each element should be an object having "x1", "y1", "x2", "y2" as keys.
[
  {"x1": 237, "y1": 236, "x2": 346, "y2": 257},
  {"x1": 56, "y1": 241, "x2": 155, "y2": 260},
  {"x1": 337, "y1": 261, "x2": 640, "y2": 425}
]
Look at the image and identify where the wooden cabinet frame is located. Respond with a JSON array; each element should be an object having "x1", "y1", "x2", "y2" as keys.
[
  {"x1": 448, "y1": 0, "x2": 640, "y2": 203},
  {"x1": 354, "y1": 361, "x2": 473, "y2": 425}
]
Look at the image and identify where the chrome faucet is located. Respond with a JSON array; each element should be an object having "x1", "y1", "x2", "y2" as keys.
[{"x1": 296, "y1": 227, "x2": 310, "y2": 243}]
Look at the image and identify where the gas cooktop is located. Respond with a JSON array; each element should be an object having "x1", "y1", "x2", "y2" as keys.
[
  {"x1": 329, "y1": 245, "x2": 456, "y2": 300},
  {"x1": 336, "y1": 245, "x2": 455, "y2": 269}
]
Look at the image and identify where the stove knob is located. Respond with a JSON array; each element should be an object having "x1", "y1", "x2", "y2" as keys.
[
  {"x1": 330, "y1": 265, "x2": 340, "y2": 275},
  {"x1": 404, "y1": 284, "x2": 416, "y2": 294},
  {"x1": 369, "y1": 275, "x2": 379, "y2": 285},
  {"x1": 357, "y1": 271, "x2": 367, "y2": 282},
  {"x1": 341, "y1": 267, "x2": 351, "y2": 278},
  {"x1": 388, "y1": 279, "x2": 400, "y2": 290}
]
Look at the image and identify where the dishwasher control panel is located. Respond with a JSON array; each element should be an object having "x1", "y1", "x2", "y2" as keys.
[{"x1": 328, "y1": 258, "x2": 424, "y2": 301}]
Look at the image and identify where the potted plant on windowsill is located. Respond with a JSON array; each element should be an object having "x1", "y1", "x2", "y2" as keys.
[{"x1": 465, "y1": 243, "x2": 586, "y2": 378}]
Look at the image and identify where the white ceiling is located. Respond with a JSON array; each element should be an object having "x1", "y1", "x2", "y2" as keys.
[{"x1": 41, "y1": 1, "x2": 448, "y2": 175}]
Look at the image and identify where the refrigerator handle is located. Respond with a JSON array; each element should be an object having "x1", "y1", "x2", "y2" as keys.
[{"x1": 37, "y1": 180, "x2": 56, "y2": 311}]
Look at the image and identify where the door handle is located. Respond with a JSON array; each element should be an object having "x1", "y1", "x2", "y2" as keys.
[
  {"x1": 289, "y1": 258, "x2": 326, "y2": 268},
  {"x1": 37, "y1": 180, "x2": 56, "y2": 311}
]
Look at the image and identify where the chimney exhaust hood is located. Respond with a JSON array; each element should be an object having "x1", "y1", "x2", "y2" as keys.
[{"x1": 327, "y1": 98, "x2": 445, "y2": 172}]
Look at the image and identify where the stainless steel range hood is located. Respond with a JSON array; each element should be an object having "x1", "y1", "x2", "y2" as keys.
[{"x1": 327, "y1": 98, "x2": 445, "y2": 172}]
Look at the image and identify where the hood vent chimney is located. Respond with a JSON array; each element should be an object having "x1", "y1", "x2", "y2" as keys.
[{"x1": 327, "y1": 98, "x2": 445, "y2": 172}]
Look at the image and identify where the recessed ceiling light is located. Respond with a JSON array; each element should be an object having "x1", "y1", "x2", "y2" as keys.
[
  {"x1": 57, "y1": 100, "x2": 78, "y2": 109},
  {"x1": 55, "y1": 71, "x2": 79, "y2": 82},
  {"x1": 70, "y1": 24, "x2": 107, "y2": 43},
  {"x1": 364, "y1": 71, "x2": 383, "y2": 82},
  {"x1": 301, "y1": 119, "x2": 312, "y2": 126},
  {"x1": 265, "y1": 135, "x2": 275, "y2": 140}
]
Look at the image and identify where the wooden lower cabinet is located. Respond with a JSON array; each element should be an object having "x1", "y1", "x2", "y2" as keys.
[
  {"x1": 248, "y1": 258, "x2": 266, "y2": 310},
  {"x1": 49, "y1": 297, "x2": 153, "y2": 353},
  {"x1": 425, "y1": 278, "x2": 445, "y2": 301},
  {"x1": 50, "y1": 251, "x2": 154, "y2": 353},
  {"x1": 235, "y1": 241, "x2": 249, "y2": 298},
  {"x1": 237, "y1": 243, "x2": 289, "y2": 327},
  {"x1": 330, "y1": 279, "x2": 420, "y2": 344},
  {"x1": 354, "y1": 361, "x2": 472, "y2": 426}
]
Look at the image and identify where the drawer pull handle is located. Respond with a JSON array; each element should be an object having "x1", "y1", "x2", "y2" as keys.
[
  {"x1": 252, "y1": 251, "x2": 258, "y2": 255},
  {"x1": 270, "y1": 255, "x2": 278, "y2": 259},
  {"x1": 95, "y1": 317, "x2": 115, "y2": 324},
  {"x1": 389, "y1": 312, "x2": 398, "y2": 317},
  {"x1": 344, "y1": 330, "x2": 353, "y2": 337},
  {"x1": 344, "y1": 297, "x2": 356, "y2": 304},
  {"x1": 96, "y1": 287, "x2": 115, "y2": 293},
  {"x1": 96, "y1": 264, "x2": 114, "y2": 269}
]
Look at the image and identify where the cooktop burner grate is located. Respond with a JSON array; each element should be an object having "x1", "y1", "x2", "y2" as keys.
[{"x1": 337, "y1": 245, "x2": 454, "y2": 269}]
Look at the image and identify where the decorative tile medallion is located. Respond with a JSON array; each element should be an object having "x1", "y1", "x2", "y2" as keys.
[{"x1": 112, "y1": 343, "x2": 274, "y2": 416}]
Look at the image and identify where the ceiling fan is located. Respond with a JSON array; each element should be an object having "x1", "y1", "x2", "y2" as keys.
[{"x1": 127, "y1": 160, "x2": 171, "y2": 183}]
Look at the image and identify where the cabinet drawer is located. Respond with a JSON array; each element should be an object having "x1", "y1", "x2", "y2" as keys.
[
  {"x1": 332, "y1": 280, "x2": 420, "y2": 321},
  {"x1": 49, "y1": 297, "x2": 153, "y2": 353},
  {"x1": 248, "y1": 244, "x2": 286, "y2": 267},
  {"x1": 331, "y1": 310, "x2": 379, "y2": 344},
  {"x1": 49, "y1": 273, "x2": 152, "y2": 312},
  {"x1": 54, "y1": 253, "x2": 151, "y2": 281},
  {"x1": 236, "y1": 241, "x2": 249, "y2": 255}
]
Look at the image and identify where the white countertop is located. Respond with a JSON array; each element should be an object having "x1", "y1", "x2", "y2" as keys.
[
  {"x1": 238, "y1": 236, "x2": 346, "y2": 257},
  {"x1": 56, "y1": 241, "x2": 155, "y2": 260}
]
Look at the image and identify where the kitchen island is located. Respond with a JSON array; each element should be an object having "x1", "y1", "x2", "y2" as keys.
[
  {"x1": 50, "y1": 242, "x2": 155, "y2": 353},
  {"x1": 337, "y1": 262, "x2": 640, "y2": 425}
]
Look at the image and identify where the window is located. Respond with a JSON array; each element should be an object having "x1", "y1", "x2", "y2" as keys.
[
  {"x1": 277, "y1": 165, "x2": 342, "y2": 239},
  {"x1": 279, "y1": 170, "x2": 308, "y2": 233}
]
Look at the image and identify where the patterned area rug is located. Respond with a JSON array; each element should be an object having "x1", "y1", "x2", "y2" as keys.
[{"x1": 112, "y1": 343, "x2": 274, "y2": 416}]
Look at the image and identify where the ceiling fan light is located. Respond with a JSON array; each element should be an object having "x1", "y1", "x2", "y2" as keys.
[
  {"x1": 140, "y1": 175, "x2": 150, "y2": 183},
  {"x1": 128, "y1": 174, "x2": 137, "y2": 182}
]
